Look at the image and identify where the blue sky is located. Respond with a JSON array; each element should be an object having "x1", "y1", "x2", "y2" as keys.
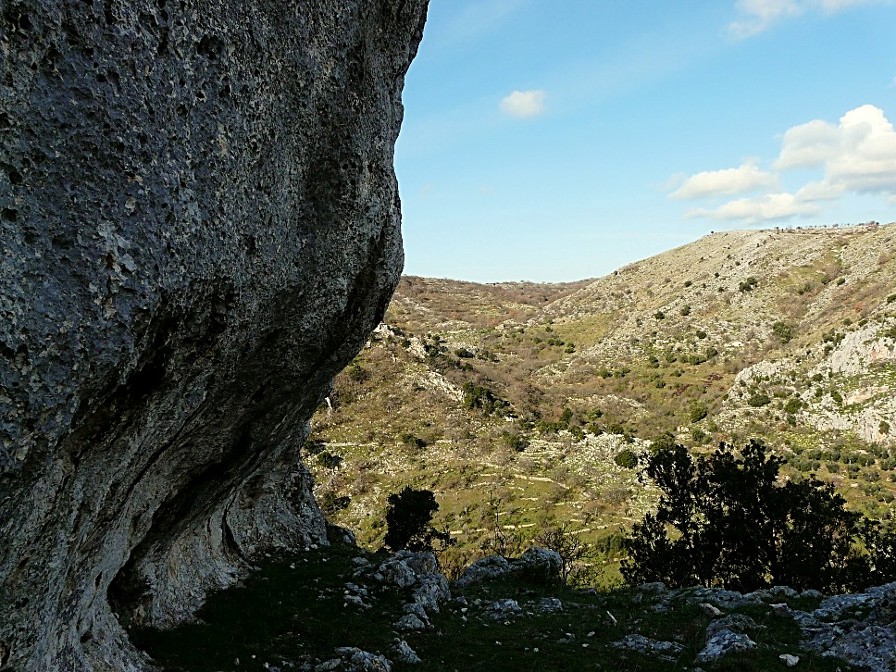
[{"x1": 393, "y1": 0, "x2": 896, "y2": 282}]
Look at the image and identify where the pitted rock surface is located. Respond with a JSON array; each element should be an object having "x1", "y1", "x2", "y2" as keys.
[{"x1": 0, "y1": 1, "x2": 427, "y2": 669}]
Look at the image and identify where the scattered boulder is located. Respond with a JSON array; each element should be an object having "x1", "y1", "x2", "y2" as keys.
[
  {"x1": 796, "y1": 582, "x2": 896, "y2": 671},
  {"x1": 394, "y1": 614, "x2": 427, "y2": 633},
  {"x1": 697, "y1": 614, "x2": 762, "y2": 662},
  {"x1": 699, "y1": 602, "x2": 725, "y2": 618},
  {"x1": 697, "y1": 629, "x2": 757, "y2": 663},
  {"x1": 333, "y1": 647, "x2": 393, "y2": 672},
  {"x1": 612, "y1": 634, "x2": 685, "y2": 662},
  {"x1": 536, "y1": 597, "x2": 564, "y2": 613},
  {"x1": 779, "y1": 653, "x2": 800, "y2": 667},
  {"x1": 391, "y1": 639, "x2": 421, "y2": 665},
  {"x1": 486, "y1": 599, "x2": 523, "y2": 620},
  {"x1": 454, "y1": 555, "x2": 513, "y2": 587},
  {"x1": 371, "y1": 550, "x2": 450, "y2": 631},
  {"x1": 454, "y1": 548, "x2": 562, "y2": 587}
]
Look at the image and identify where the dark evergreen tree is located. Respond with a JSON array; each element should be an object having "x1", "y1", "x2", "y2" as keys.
[
  {"x1": 384, "y1": 487, "x2": 451, "y2": 552},
  {"x1": 622, "y1": 440, "x2": 896, "y2": 593}
]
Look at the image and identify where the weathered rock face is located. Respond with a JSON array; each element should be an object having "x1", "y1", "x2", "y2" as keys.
[{"x1": 0, "y1": 1, "x2": 427, "y2": 669}]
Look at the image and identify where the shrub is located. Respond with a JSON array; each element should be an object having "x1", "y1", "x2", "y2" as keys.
[
  {"x1": 772, "y1": 321, "x2": 794, "y2": 343},
  {"x1": 347, "y1": 362, "x2": 368, "y2": 383},
  {"x1": 747, "y1": 393, "x2": 770, "y2": 407},
  {"x1": 654, "y1": 311, "x2": 665, "y2": 320},
  {"x1": 400, "y1": 432, "x2": 427, "y2": 449},
  {"x1": 689, "y1": 403, "x2": 708, "y2": 423},
  {"x1": 320, "y1": 491, "x2": 351, "y2": 514},
  {"x1": 384, "y1": 487, "x2": 451, "y2": 552},
  {"x1": 462, "y1": 381, "x2": 509, "y2": 415},
  {"x1": 881, "y1": 421, "x2": 891, "y2": 436},
  {"x1": 739, "y1": 276, "x2": 758, "y2": 292},
  {"x1": 614, "y1": 449, "x2": 639, "y2": 469},
  {"x1": 535, "y1": 523, "x2": 591, "y2": 585},
  {"x1": 621, "y1": 440, "x2": 896, "y2": 592},
  {"x1": 502, "y1": 431, "x2": 529, "y2": 452},
  {"x1": 316, "y1": 451, "x2": 343, "y2": 469}
]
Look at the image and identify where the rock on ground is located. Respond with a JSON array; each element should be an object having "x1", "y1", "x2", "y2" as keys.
[
  {"x1": 454, "y1": 547, "x2": 563, "y2": 587},
  {"x1": 0, "y1": 1, "x2": 427, "y2": 669}
]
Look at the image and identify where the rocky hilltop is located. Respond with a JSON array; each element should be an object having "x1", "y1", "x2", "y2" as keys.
[
  {"x1": 0, "y1": 1, "x2": 427, "y2": 669},
  {"x1": 309, "y1": 223, "x2": 896, "y2": 571}
]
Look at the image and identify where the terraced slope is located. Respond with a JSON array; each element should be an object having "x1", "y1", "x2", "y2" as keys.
[{"x1": 307, "y1": 224, "x2": 896, "y2": 577}]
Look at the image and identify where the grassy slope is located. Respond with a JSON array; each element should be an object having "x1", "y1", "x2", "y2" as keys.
[{"x1": 309, "y1": 224, "x2": 896, "y2": 576}]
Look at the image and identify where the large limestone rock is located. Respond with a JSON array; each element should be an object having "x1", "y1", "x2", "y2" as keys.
[{"x1": 0, "y1": 1, "x2": 427, "y2": 669}]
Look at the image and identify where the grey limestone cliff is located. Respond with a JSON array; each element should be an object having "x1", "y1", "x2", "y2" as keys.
[{"x1": 0, "y1": 0, "x2": 427, "y2": 669}]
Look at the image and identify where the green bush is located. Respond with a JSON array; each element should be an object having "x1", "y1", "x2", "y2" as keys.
[
  {"x1": 747, "y1": 393, "x2": 770, "y2": 407},
  {"x1": 614, "y1": 449, "x2": 639, "y2": 469},
  {"x1": 462, "y1": 381, "x2": 509, "y2": 415},
  {"x1": 316, "y1": 451, "x2": 343, "y2": 469},
  {"x1": 384, "y1": 487, "x2": 451, "y2": 552},
  {"x1": 689, "y1": 403, "x2": 708, "y2": 423},
  {"x1": 502, "y1": 431, "x2": 529, "y2": 452},
  {"x1": 772, "y1": 321, "x2": 794, "y2": 343},
  {"x1": 738, "y1": 277, "x2": 758, "y2": 292},
  {"x1": 621, "y1": 440, "x2": 896, "y2": 592}
]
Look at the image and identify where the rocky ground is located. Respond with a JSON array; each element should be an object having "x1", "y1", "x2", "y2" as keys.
[{"x1": 134, "y1": 540, "x2": 894, "y2": 671}]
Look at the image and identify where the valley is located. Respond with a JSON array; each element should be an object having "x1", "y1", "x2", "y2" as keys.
[{"x1": 307, "y1": 223, "x2": 896, "y2": 581}]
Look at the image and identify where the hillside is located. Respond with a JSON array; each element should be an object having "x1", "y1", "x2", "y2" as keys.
[{"x1": 307, "y1": 223, "x2": 896, "y2": 577}]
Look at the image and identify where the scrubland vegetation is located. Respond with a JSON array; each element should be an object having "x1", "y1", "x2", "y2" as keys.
[{"x1": 308, "y1": 224, "x2": 896, "y2": 584}]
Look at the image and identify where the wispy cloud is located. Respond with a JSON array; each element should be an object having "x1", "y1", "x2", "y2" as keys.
[
  {"x1": 441, "y1": 0, "x2": 529, "y2": 44},
  {"x1": 670, "y1": 104, "x2": 896, "y2": 224},
  {"x1": 728, "y1": 0, "x2": 890, "y2": 39},
  {"x1": 729, "y1": 0, "x2": 802, "y2": 39},
  {"x1": 500, "y1": 90, "x2": 547, "y2": 119}
]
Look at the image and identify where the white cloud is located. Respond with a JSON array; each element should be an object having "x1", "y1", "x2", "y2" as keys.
[
  {"x1": 729, "y1": 0, "x2": 801, "y2": 39},
  {"x1": 687, "y1": 193, "x2": 820, "y2": 222},
  {"x1": 777, "y1": 104, "x2": 896, "y2": 195},
  {"x1": 671, "y1": 104, "x2": 896, "y2": 224},
  {"x1": 773, "y1": 119, "x2": 841, "y2": 169},
  {"x1": 499, "y1": 90, "x2": 547, "y2": 119},
  {"x1": 728, "y1": 0, "x2": 889, "y2": 39},
  {"x1": 670, "y1": 160, "x2": 778, "y2": 199}
]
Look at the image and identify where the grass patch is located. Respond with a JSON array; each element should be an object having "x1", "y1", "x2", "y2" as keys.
[{"x1": 134, "y1": 545, "x2": 862, "y2": 672}]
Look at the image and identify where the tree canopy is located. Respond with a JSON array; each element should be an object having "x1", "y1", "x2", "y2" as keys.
[
  {"x1": 384, "y1": 487, "x2": 451, "y2": 552},
  {"x1": 622, "y1": 440, "x2": 896, "y2": 593}
]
